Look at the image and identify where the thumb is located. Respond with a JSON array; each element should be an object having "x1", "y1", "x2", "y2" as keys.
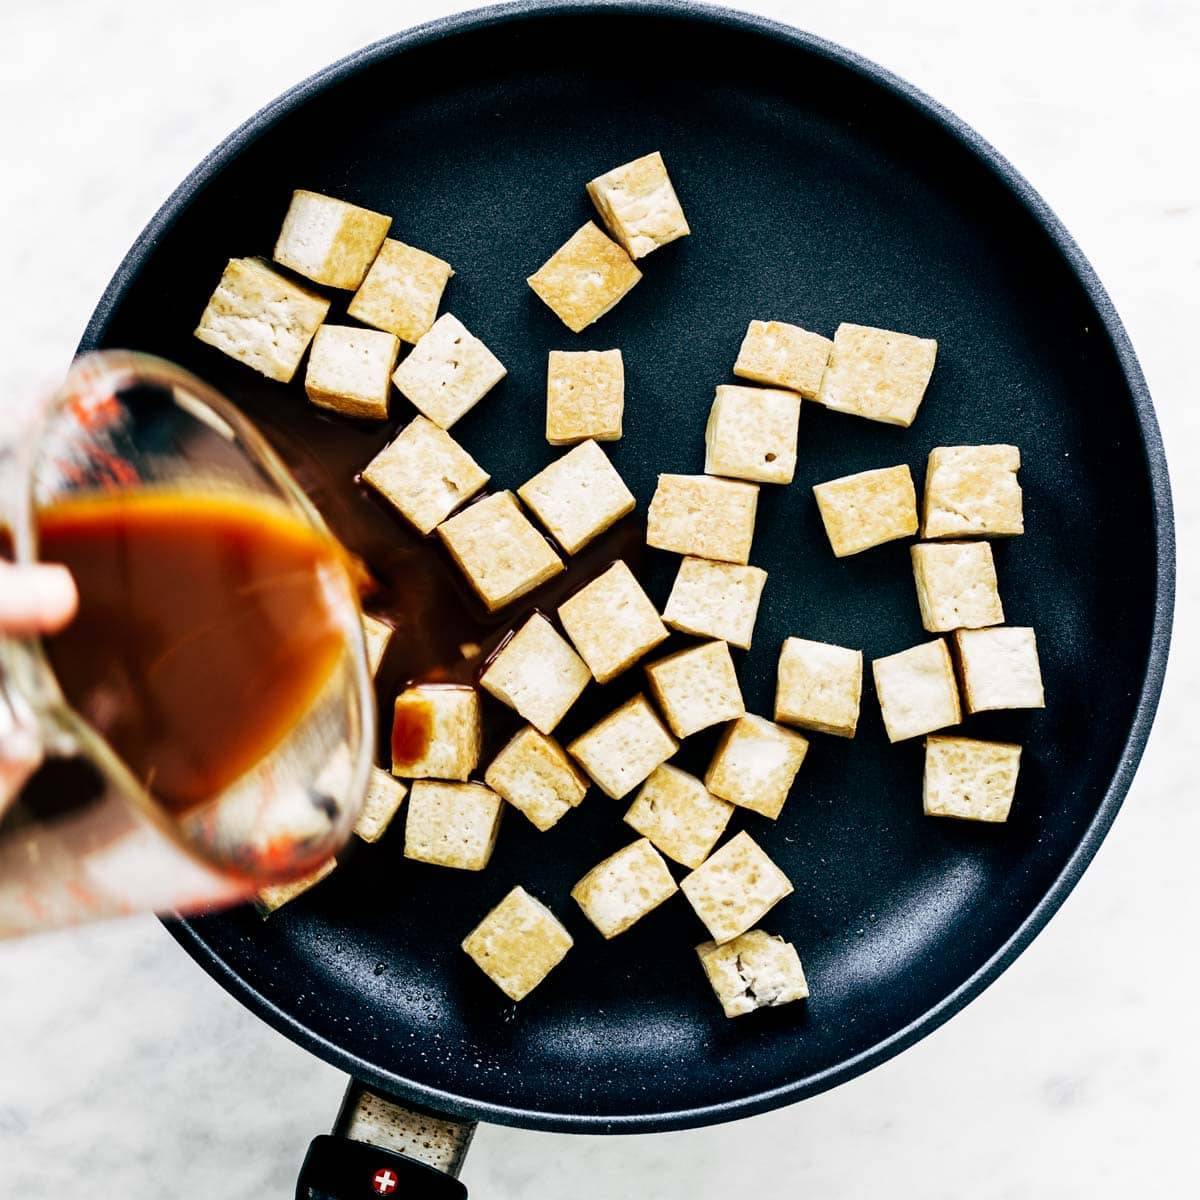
[{"x1": 0, "y1": 563, "x2": 78, "y2": 635}]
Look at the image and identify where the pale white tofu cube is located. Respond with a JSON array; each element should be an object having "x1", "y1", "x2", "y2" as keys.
[
  {"x1": 479, "y1": 613, "x2": 590, "y2": 734},
  {"x1": 392, "y1": 313, "x2": 507, "y2": 430},
  {"x1": 304, "y1": 325, "x2": 400, "y2": 420},
  {"x1": 704, "y1": 384, "x2": 801, "y2": 484},
  {"x1": 872, "y1": 639, "x2": 962, "y2": 742},
  {"x1": 704, "y1": 714, "x2": 808, "y2": 819},
  {"x1": 586, "y1": 150, "x2": 690, "y2": 259},
  {"x1": 911, "y1": 541, "x2": 1004, "y2": 632},
  {"x1": 257, "y1": 857, "x2": 336, "y2": 915},
  {"x1": 404, "y1": 781, "x2": 503, "y2": 871},
  {"x1": 814, "y1": 322, "x2": 937, "y2": 427},
  {"x1": 813, "y1": 464, "x2": 918, "y2": 557},
  {"x1": 680, "y1": 831, "x2": 793, "y2": 944},
  {"x1": 390, "y1": 684, "x2": 481, "y2": 780},
  {"x1": 923, "y1": 445, "x2": 1024, "y2": 538},
  {"x1": 623, "y1": 764, "x2": 734, "y2": 869},
  {"x1": 662, "y1": 558, "x2": 767, "y2": 650},
  {"x1": 733, "y1": 319, "x2": 832, "y2": 400},
  {"x1": 924, "y1": 735, "x2": 1022, "y2": 823},
  {"x1": 347, "y1": 238, "x2": 453, "y2": 343},
  {"x1": 647, "y1": 474, "x2": 759, "y2": 564},
  {"x1": 361, "y1": 613, "x2": 393, "y2": 675},
  {"x1": 273, "y1": 189, "x2": 391, "y2": 289},
  {"x1": 484, "y1": 726, "x2": 589, "y2": 832},
  {"x1": 361, "y1": 415, "x2": 489, "y2": 535},
  {"x1": 644, "y1": 639, "x2": 745, "y2": 739},
  {"x1": 354, "y1": 768, "x2": 408, "y2": 843},
  {"x1": 437, "y1": 492, "x2": 564, "y2": 612},
  {"x1": 774, "y1": 637, "x2": 863, "y2": 738},
  {"x1": 518, "y1": 440, "x2": 636, "y2": 554},
  {"x1": 567, "y1": 694, "x2": 678, "y2": 800},
  {"x1": 697, "y1": 929, "x2": 809, "y2": 1018},
  {"x1": 546, "y1": 349, "x2": 624, "y2": 444},
  {"x1": 461, "y1": 886, "x2": 573, "y2": 1001},
  {"x1": 527, "y1": 222, "x2": 642, "y2": 333},
  {"x1": 953, "y1": 626, "x2": 1045, "y2": 712},
  {"x1": 194, "y1": 257, "x2": 330, "y2": 383},
  {"x1": 557, "y1": 560, "x2": 668, "y2": 683},
  {"x1": 570, "y1": 837, "x2": 678, "y2": 938}
]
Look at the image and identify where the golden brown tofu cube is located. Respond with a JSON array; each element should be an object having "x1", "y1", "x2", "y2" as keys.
[
  {"x1": 910, "y1": 541, "x2": 1004, "y2": 632},
  {"x1": 361, "y1": 613, "x2": 394, "y2": 676},
  {"x1": 570, "y1": 837, "x2": 678, "y2": 938},
  {"x1": 546, "y1": 349, "x2": 625, "y2": 444},
  {"x1": 644, "y1": 640, "x2": 745, "y2": 739},
  {"x1": 872, "y1": 639, "x2": 962, "y2": 742},
  {"x1": 813, "y1": 464, "x2": 918, "y2": 557},
  {"x1": 815, "y1": 322, "x2": 937, "y2": 427},
  {"x1": 484, "y1": 725, "x2": 589, "y2": 832},
  {"x1": 273, "y1": 190, "x2": 391, "y2": 289},
  {"x1": 461, "y1": 886, "x2": 573, "y2": 1001},
  {"x1": 527, "y1": 222, "x2": 642, "y2": 333},
  {"x1": 404, "y1": 781, "x2": 503, "y2": 871},
  {"x1": 680, "y1": 831, "x2": 793, "y2": 945},
  {"x1": 347, "y1": 238, "x2": 453, "y2": 343},
  {"x1": 586, "y1": 150, "x2": 690, "y2": 259},
  {"x1": 923, "y1": 445, "x2": 1024, "y2": 538},
  {"x1": 923, "y1": 735, "x2": 1022, "y2": 822},
  {"x1": 697, "y1": 929, "x2": 809, "y2": 1018},
  {"x1": 304, "y1": 325, "x2": 400, "y2": 421},
  {"x1": 646, "y1": 474, "x2": 759, "y2": 565},
  {"x1": 662, "y1": 558, "x2": 768, "y2": 650},
  {"x1": 390, "y1": 684, "x2": 481, "y2": 780},
  {"x1": 567, "y1": 694, "x2": 678, "y2": 800},
  {"x1": 557, "y1": 560, "x2": 668, "y2": 683},
  {"x1": 194, "y1": 257, "x2": 330, "y2": 383},
  {"x1": 704, "y1": 384, "x2": 801, "y2": 485},
  {"x1": 257, "y1": 858, "x2": 337, "y2": 915},
  {"x1": 774, "y1": 636, "x2": 863, "y2": 738},
  {"x1": 733, "y1": 319, "x2": 832, "y2": 400},
  {"x1": 437, "y1": 492, "x2": 564, "y2": 612},
  {"x1": 704, "y1": 714, "x2": 809, "y2": 820},
  {"x1": 354, "y1": 768, "x2": 408, "y2": 843},
  {"x1": 953, "y1": 626, "x2": 1045, "y2": 712},
  {"x1": 623, "y1": 764, "x2": 734, "y2": 869}
]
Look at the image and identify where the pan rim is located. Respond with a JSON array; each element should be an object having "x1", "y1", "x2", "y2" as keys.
[{"x1": 79, "y1": 0, "x2": 1175, "y2": 1134}]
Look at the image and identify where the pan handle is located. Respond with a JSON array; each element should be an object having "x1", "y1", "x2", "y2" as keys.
[{"x1": 296, "y1": 1080, "x2": 476, "y2": 1199}]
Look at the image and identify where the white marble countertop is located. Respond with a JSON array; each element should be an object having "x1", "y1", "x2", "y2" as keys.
[{"x1": 0, "y1": 1, "x2": 1195, "y2": 1197}]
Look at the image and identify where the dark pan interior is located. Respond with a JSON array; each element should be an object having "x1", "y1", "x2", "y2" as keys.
[{"x1": 81, "y1": 4, "x2": 1170, "y2": 1131}]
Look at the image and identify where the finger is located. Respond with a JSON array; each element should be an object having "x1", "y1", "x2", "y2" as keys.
[{"x1": 0, "y1": 563, "x2": 79, "y2": 635}]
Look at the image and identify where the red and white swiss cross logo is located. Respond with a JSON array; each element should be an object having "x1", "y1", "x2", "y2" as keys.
[{"x1": 372, "y1": 1166, "x2": 398, "y2": 1194}]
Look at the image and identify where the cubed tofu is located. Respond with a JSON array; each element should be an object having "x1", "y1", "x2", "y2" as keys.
[
  {"x1": 623, "y1": 764, "x2": 734, "y2": 869},
  {"x1": 813, "y1": 464, "x2": 918, "y2": 558},
  {"x1": 570, "y1": 837, "x2": 678, "y2": 938},
  {"x1": 662, "y1": 558, "x2": 767, "y2": 650},
  {"x1": 680, "y1": 831, "x2": 793, "y2": 944},
  {"x1": 527, "y1": 222, "x2": 643, "y2": 333},
  {"x1": 774, "y1": 637, "x2": 863, "y2": 738},
  {"x1": 872, "y1": 639, "x2": 962, "y2": 743},
  {"x1": 645, "y1": 640, "x2": 745, "y2": 739},
  {"x1": 361, "y1": 613, "x2": 393, "y2": 675},
  {"x1": 461, "y1": 886, "x2": 573, "y2": 1001},
  {"x1": 704, "y1": 714, "x2": 809, "y2": 820},
  {"x1": 546, "y1": 349, "x2": 624, "y2": 444},
  {"x1": 391, "y1": 684, "x2": 481, "y2": 780},
  {"x1": 697, "y1": 929, "x2": 809, "y2": 1018},
  {"x1": 911, "y1": 541, "x2": 1004, "y2": 632},
  {"x1": 567, "y1": 694, "x2": 678, "y2": 800},
  {"x1": 194, "y1": 257, "x2": 330, "y2": 383},
  {"x1": 480, "y1": 613, "x2": 591, "y2": 735},
  {"x1": 484, "y1": 726, "x2": 589, "y2": 832},
  {"x1": 517, "y1": 440, "x2": 636, "y2": 554},
  {"x1": 646, "y1": 474, "x2": 759, "y2": 565},
  {"x1": 361, "y1": 416, "x2": 489, "y2": 535},
  {"x1": 923, "y1": 445, "x2": 1024, "y2": 538},
  {"x1": 404, "y1": 781, "x2": 503, "y2": 871},
  {"x1": 557, "y1": 560, "x2": 668, "y2": 683},
  {"x1": 586, "y1": 150, "x2": 690, "y2": 259},
  {"x1": 437, "y1": 492, "x2": 564, "y2": 611},
  {"x1": 814, "y1": 322, "x2": 938, "y2": 427},
  {"x1": 704, "y1": 384, "x2": 801, "y2": 485},
  {"x1": 354, "y1": 768, "x2": 408, "y2": 843},
  {"x1": 257, "y1": 857, "x2": 337, "y2": 915},
  {"x1": 733, "y1": 319, "x2": 832, "y2": 400},
  {"x1": 924, "y1": 735, "x2": 1022, "y2": 823},
  {"x1": 273, "y1": 190, "x2": 391, "y2": 289},
  {"x1": 304, "y1": 325, "x2": 400, "y2": 420},
  {"x1": 347, "y1": 238, "x2": 453, "y2": 343},
  {"x1": 953, "y1": 626, "x2": 1045, "y2": 712},
  {"x1": 391, "y1": 313, "x2": 507, "y2": 430}
]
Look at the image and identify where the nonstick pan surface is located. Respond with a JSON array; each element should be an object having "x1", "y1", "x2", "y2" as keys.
[{"x1": 79, "y1": 1, "x2": 1173, "y2": 1133}]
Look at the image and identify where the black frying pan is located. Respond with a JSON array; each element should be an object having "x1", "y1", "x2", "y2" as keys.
[{"x1": 78, "y1": 0, "x2": 1173, "y2": 1192}]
